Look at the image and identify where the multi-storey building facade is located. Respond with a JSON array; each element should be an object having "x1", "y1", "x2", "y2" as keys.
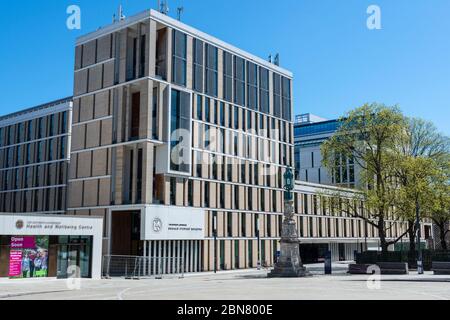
[
  {"x1": 0, "y1": 99, "x2": 72, "y2": 214},
  {"x1": 294, "y1": 113, "x2": 362, "y2": 188},
  {"x1": 67, "y1": 9, "x2": 294, "y2": 272},
  {"x1": 0, "y1": 99, "x2": 105, "y2": 279},
  {"x1": 0, "y1": 9, "x2": 432, "y2": 279}
]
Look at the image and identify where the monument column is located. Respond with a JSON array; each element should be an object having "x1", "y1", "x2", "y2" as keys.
[{"x1": 269, "y1": 169, "x2": 309, "y2": 278}]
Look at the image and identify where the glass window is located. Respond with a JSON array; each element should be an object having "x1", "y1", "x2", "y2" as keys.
[
  {"x1": 196, "y1": 95, "x2": 203, "y2": 120},
  {"x1": 170, "y1": 89, "x2": 191, "y2": 173},
  {"x1": 61, "y1": 112, "x2": 67, "y2": 134},
  {"x1": 234, "y1": 107, "x2": 239, "y2": 130},
  {"x1": 17, "y1": 123, "x2": 24, "y2": 143},
  {"x1": 223, "y1": 52, "x2": 233, "y2": 102},
  {"x1": 60, "y1": 137, "x2": 66, "y2": 159},
  {"x1": 7, "y1": 126, "x2": 13, "y2": 145},
  {"x1": 193, "y1": 38, "x2": 204, "y2": 93},
  {"x1": 281, "y1": 77, "x2": 292, "y2": 121},
  {"x1": 220, "y1": 102, "x2": 225, "y2": 127},
  {"x1": 27, "y1": 120, "x2": 33, "y2": 141},
  {"x1": 172, "y1": 30, "x2": 187, "y2": 86},
  {"x1": 152, "y1": 87, "x2": 159, "y2": 140},
  {"x1": 246, "y1": 62, "x2": 258, "y2": 110},
  {"x1": 205, "y1": 98, "x2": 210, "y2": 122},
  {"x1": 49, "y1": 114, "x2": 55, "y2": 136},
  {"x1": 273, "y1": 74, "x2": 281, "y2": 118},
  {"x1": 234, "y1": 56, "x2": 245, "y2": 106},
  {"x1": 259, "y1": 67, "x2": 269, "y2": 114},
  {"x1": 38, "y1": 118, "x2": 44, "y2": 139},
  {"x1": 205, "y1": 44, "x2": 218, "y2": 97}
]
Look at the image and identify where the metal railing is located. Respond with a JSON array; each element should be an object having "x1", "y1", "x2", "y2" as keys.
[{"x1": 103, "y1": 255, "x2": 185, "y2": 279}]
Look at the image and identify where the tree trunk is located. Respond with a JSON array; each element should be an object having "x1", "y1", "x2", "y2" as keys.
[
  {"x1": 439, "y1": 224, "x2": 448, "y2": 251},
  {"x1": 378, "y1": 217, "x2": 389, "y2": 253},
  {"x1": 408, "y1": 219, "x2": 416, "y2": 252}
]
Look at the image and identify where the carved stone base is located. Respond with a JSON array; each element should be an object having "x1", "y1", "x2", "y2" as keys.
[
  {"x1": 268, "y1": 239, "x2": 310, "y2": 278},
  {"x1": 269, "y1": 197, "x2": 310, "y2": 278}
]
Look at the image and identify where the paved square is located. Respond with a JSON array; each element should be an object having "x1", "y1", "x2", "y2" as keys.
[{"x1": 1, "y1": 264, "x2": 449, "y2": 300}]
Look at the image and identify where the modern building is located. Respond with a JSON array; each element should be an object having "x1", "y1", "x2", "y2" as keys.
[
  {"x1": 0, "y1": 99, "x2": 104, "y2": 279},
  {"x1": 0, "y1": 98, "x2": 72, "y2": 214},
  {"x1": 0, "y1": 9, "x2": 432, "y2": 279},
  {"x1": 294, "y1": 113, "x2": 363, "y2": 188}
]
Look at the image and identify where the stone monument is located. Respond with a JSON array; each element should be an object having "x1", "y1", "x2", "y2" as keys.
[{"x1": 269, "y1": 168, "x2": 309, "y2": 278}]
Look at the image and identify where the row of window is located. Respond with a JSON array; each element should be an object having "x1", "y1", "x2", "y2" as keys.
[
  {"x1": 295, "y1": 121, "x2": 341, "y2": 137},
  {"x1": 194, "y1": 124, "x2": 291, "y2": 167},
  {"x1": 170, "y1": 178, "x2": 284, "y2": 213},
  {"x1": 0, "y1": 112, "x2": 68, "y2": 148},
  {"x1": 192, "y1": 151, "x2": 286, "y2": 189},
  {"x1": 194, "y1": 94, "x2": 292, "y2": 144},
  {"x1": 0, "y1": 137, "x2": 67, "y2": 170},
  {"x1": 172, "y1": 30, "x2": 292, "y2": 121},
  {"x1": 201, "y1": 210, "x2": 406, "y2": 240},
  {"x1": 0, "y1": 186, "x2": 66, "y2": 213},
  {"x1": 1, "y1": 162, "x2": 67, "y2": 192}
]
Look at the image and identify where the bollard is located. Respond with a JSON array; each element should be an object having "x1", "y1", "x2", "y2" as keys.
[{"x1": 325, "y1": 251, "x2": 332, "y2": 275}]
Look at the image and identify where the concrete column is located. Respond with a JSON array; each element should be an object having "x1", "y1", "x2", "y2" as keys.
[
  {"x1": 194, "y1": 241, "x2": 199, "y2": 273},
  {"x1": 158, "y1": 241, "x2": 162, "y2": 274},
  {"x1": 148, "y1": 241, "x2": 152, "y2": 275},
  {"x1": 168, "y1": 240, "x2": 172, "y2": 274},
  {"x1": 181, "y1": 241, "x2": 185, "y2": 273},
  {"x1": 177, "y1": 240, "x2": 181, "y2": 273},
  {"x1": 186, "y1": 240, "x2": 190, "y2": 273},
  {"x1": 162, "y1": 241, "x2": 167, "y2": 274},
  {"x1": 172, "y1": 241, "x2": 177, "y2": 273},
  {"x1": 190, "y1": 241, "x2": 194, "y2": 273},
  {"x1": 143, "y1": 240, "x2": 147, "y2": 276}
]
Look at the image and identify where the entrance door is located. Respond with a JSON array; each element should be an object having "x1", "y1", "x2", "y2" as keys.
[
  {"x1": 111, "y1": 211, "x2": 142, "y2": 256},
  {"x1": 67, "y1": 245, "x2": 80, "y2": 273},
  {"x1": 57, "y1": 244, "x2": 90, "y2": 278}
]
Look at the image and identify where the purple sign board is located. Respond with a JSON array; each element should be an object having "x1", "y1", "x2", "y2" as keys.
[
  {"x1": 8, "y1": 250, "x2": 23, "y2": 278},
  {"x1": 10, "y1": 237, "x2": 36, "y2": 249},
  {"x1": 8, "y1": 236, "x2": 49, "y2": 279}
]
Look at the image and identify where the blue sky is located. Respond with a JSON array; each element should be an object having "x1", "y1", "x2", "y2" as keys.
[{"x1": 1, "y1": 0, "x2": 449, "y2": 134}]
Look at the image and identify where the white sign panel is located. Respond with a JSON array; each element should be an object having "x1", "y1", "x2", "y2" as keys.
[
  {"x1": 0, "y1": 214, "x2": 103, "y2": 237},
  {"x1": 142, "y1": 205, "x2": 205, "y2": 240},
  {"x1": 0, "y1": 213, "x2": 104, "y2": 279}
]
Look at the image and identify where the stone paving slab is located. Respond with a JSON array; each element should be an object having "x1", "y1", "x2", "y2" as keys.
[{"x1": 0, "y1": 264, "x2": 449, "y2": 300}]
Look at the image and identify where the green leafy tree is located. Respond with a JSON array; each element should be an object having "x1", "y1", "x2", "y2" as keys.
[
  {"x1": 394, "y1": 118, "x2": 450, "y2": 251},
  {"x1": 428, "y1": 158, "x2": 450, "y2": 250},
  {"x1": 322, "y1": 103, "x2": 406, "y2": 252}
]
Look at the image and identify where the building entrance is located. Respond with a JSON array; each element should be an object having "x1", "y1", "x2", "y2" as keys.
[
  {"x1": 56, "y1": 236, "x2": 92, "y2": 278},
  {"x1": 111, "y1": 211, "x2": 142, "y2": 256}
]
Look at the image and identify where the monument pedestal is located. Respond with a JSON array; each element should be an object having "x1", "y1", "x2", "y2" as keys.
[{"x1": 269, "y1": 197, "x2": 310, "y2": 278}]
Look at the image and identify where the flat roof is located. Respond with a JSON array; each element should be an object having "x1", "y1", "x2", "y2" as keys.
[
  {"x1": 0, "y1": 97, "x2": 73, "y2": 128},
  {"x1": 76, "y1": 9, "x2": 293, "y2": 78}
]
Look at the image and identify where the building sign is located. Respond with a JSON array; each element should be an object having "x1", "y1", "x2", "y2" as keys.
[
  {"x1": 0, "y1": 215, "x2": 98, "y2": 236},
  {"x1": 143, "y1": 205, "x2": 205, "y2": 240},
  {"x1": 8, "y1": 236, "x2": 49, "y2": 279},
  {"x1": 10, "y1": 236, "x2": 36, "y2": 249},
  {"x1": 0, "y1": 214, "x2": 104, "y2": 280},
  {"x1": 8, "y1": 250, "x2": 23, "y2": 278}
]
